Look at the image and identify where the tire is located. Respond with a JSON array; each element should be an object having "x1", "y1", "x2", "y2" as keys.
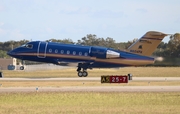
[
  {"x1": 82, "y1": 71, "x2": 88, "y2": 77},
  {"x1": 78, "y1": 71, "x2": 83, "y2": 77},
  {"x1": 20, "y1": 66, "x2": 24, "y2": 70}
]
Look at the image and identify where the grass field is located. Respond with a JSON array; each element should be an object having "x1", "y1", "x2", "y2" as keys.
[
  {"x1": 2, "y1": 67, "x2": 180, "y2": 78},
  {"x1": 0, "y1": 92, "x2": 179, "y2": 114},
  {"x1": 1, "y1": 67, "x2": 180, "y2": 114}
]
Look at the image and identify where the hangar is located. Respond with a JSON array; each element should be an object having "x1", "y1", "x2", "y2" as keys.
[{"x1": 0, "y1": 58, "x2": 17, "y2": 70}]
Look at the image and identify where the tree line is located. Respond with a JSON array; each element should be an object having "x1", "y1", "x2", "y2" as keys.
[{"x1": 0, "y1": 33, "x2": 180, "y2": 59}]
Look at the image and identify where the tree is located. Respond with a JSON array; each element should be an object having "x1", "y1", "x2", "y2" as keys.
[
  {"x1": 167, "y1": 33, "x2": 180, "y2": 57},
  {"x1": 157, "y1": 42, "x2": 168, "y2": 49},
  {"x1": 0, "y1": 39, "x2": 29, "y2": 52},
  {"x1": 153, "y1": 42, "x2": 168, "y2": 57},
  {"x1": 0, "y1": 50, "x2": 8, "y2": 58},
  {"x1": 77, "y1": 34, "x2": 99, "y2": 46},
  {"x1": 46, "y1": 38, "x2": 74, "y2": 44},
  {"x1": 77, "y1": 34, "x2": 119, "y2": 49}
]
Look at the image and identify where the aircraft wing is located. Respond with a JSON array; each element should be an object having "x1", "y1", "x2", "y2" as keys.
[{"x1": 52, "y1": 59, "x2": 93, "y2": 67}]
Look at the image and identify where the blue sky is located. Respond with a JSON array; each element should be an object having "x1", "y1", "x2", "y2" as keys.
[{"x1": 0, "y1": 0, "x2": 179, "y2": 43}]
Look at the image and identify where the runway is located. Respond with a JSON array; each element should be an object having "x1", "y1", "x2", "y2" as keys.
[
  {"x1": 0, "y1": 77, "x2": 180, "y2": 92},
  {"x1": 1, "y1": 77, "x2": 180, "y2": 81},
  {"x1": 0, "y1": 86, "x2": 180, "y2": 92}
]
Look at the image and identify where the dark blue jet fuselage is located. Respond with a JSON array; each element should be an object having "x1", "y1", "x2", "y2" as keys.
[{"x1": 7, "y1": 41, "x2": 154, "y2": 69}]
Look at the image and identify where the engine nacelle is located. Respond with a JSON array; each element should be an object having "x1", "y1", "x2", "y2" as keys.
[
  {"x1": 90, "y1": 47, "x2": 106, "y2": 59},
  {"x1": 106, "y1": 50, "x2": 120, "y2": 58},
  {"x1": 90, "y1": 47, "x2": 120, "y2": 59}
]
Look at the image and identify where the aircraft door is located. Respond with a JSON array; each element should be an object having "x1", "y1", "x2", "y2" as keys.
[{"x1": 37, "y1": 42, "x2": 48, "y2": 58}]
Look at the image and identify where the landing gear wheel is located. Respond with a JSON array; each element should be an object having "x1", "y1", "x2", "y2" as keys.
[
  {"x1": 78, "y1": 71, "x2": 83, "y2": 77},
  {"x1": 20, "y1": 66, "x2": 25, "y2": 70},
  {"x1": 82, "y1": 71, "x2": 88, "y2": 77}
]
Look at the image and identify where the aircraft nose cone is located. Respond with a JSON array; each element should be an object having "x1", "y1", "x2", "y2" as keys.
[
  {"x1": 7, "y1": 50, "x2": 15, "y2": 56},
  {"x1": 7, "y1": 51, "x2": 12, "y2": 56}
]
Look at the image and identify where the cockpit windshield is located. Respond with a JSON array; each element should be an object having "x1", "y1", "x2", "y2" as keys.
[{"x1": 21, "y1": 44, "x2": 33, "y2": 49}]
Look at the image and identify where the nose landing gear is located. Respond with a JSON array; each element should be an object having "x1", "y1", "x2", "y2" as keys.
[
  {"x1": 20, "y1": 60, "x2": 25, "y2": 70},
  {"x1": 20, "y1": 66, "x2": 25, "y2": 70}
]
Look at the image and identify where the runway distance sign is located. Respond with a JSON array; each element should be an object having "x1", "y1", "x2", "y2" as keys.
[{"x1": 101, "y1": 76, "x2": 128, "y2": 83}]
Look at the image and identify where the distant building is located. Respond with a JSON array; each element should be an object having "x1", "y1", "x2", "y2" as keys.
[{"x1": 0, "y1": 58, "x2": 17, "y2": 70}]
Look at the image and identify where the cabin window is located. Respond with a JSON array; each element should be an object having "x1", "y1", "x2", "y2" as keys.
[
  {"x1": 67, "y1": 50, "x2": 70, "y2": 54},
  {"x1": 84, "y1": 52, "x2": 88, "y2": 56},
  {"x1": 79, "y1": 52, "x2": 82, "y2": 56},
  {"x1": 61, "y1": 50, "x2": 64, "y2": 54},
  {"x1": 55, "y1": 49, "x2": 58, "y2": 53},
  {"x1": 49, "y1": 49, "x2": 52, "y2": 53},
  {"x1": 73, "y1": 51, "x2": 76, "y2": 55}
]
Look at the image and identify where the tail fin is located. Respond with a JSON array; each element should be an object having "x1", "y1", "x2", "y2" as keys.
[{"x1": 127, "y1": 31, "x2": 167, "y2": 56}]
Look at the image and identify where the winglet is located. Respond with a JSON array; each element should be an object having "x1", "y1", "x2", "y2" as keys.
[{"x1": 127, "y1": 31, "x2": 167, "y2": 56}]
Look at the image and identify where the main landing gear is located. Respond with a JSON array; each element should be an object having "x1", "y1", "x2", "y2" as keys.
[{"x1": 77, "y1": 67, "x2": 88, "y2": 77}]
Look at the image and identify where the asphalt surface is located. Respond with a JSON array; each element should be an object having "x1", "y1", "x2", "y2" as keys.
[
  {"x1": 0, "y1": 77, "x2": 180, "y2": 81},
  {"x1": 0, "y1": 86, "x2": 180, "y2": 92},
  {"x1": 0, "y1": 77, "x2": 180, "y2": 92}
]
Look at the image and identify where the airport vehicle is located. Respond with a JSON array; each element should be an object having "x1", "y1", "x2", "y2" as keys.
[{"x1": 7, "y1": 31, "x2": 167, "y2": 77}]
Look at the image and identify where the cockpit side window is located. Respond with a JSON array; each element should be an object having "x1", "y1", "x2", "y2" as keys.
[
  {"x1": 21, "y1": 44, "x2": 26, "y2": 47},
  {"x1": 26, "y1": 44, "x2": 33, "y2": 49},
  {"x1": 21, "y1": 44, "x2": 33, "y2": 49}
]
